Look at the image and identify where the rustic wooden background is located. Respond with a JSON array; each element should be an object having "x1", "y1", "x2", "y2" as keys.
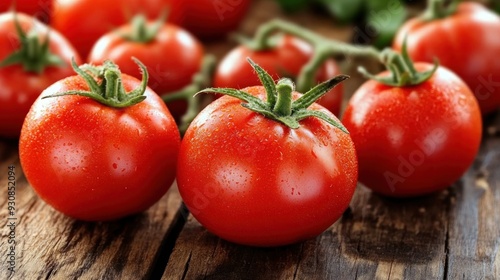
[{"x1": 1, "y1": 0, "x2": 499, "y2": 279}]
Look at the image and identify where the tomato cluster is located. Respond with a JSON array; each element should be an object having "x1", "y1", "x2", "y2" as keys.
[{"x1": 0, "y1": 0, "x2": 495, "y2": 247}]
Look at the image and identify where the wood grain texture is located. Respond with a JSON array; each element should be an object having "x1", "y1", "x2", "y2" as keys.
[
  {"x1": 0, "y1": 141, "x2": 183, "y2": 280},
  {"x1": 446, "y1": 118, "x2": 500, "y2": 279}
]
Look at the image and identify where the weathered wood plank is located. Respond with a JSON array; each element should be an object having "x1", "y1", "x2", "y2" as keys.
[
  {"x1": 162, "y1": 215, "x2": 303, "y2": 280},
  {"x1": 295, "y1": 185, "x2": 449, "y2": 280},
  {"x1": 162, "y1": 183, "x2": 449, "y2": 280},
  {"x1": 0, "y1": 141, "x2": 184, "y2": 280},
  {"x1": 446, "y1": 119, "x2": 500, "y2": 279}
]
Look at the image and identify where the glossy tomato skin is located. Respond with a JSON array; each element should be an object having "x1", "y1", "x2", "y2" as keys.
[
  {"x1": 19, "y1": 74, "x2": 181, "y2": 221},
  {"x1": 342, "y1": 63, "x2": 482, "y2": 197},
  {"x1": 393, "y1": 2, "x2": 500, "y2": 115},
  {"x1": 214, "y1": 35, "x2": 343, "y2": 116},
  {"x1": 0, "y1": 12, "x2": 81, "y2": 138},
  {"x1": 184, "y1": 0, "x2": 251, "y2": 39},
  {"x1": 0, "y1": 0, "x2": 52, "y2": 22},
  {"x1": 52, "y1": 0, "x2": 185, "y2": 58},
  {"x1": 177, "y1": 86, "x2": 358, "y2": 247},
  {"x1": 88, "y1": 23, "x2": 203, "y2": 118}
]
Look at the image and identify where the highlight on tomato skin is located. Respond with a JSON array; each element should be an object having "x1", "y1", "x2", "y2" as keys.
[
  {"x1": 177, "y1": 59, "x2": 358, "y2": 247},
  {"x1": 342, "y1": 63, "x2": 482, "y2": 198},
  {"x1": 18, "y1": 59, "x2": 181, "y2": 221}
]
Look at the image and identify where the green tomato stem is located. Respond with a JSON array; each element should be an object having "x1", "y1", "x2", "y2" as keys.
[
  {"x1": 421, "y1": 0, "x2": 460, "y2": 21},
  {"x1": 42, "y1": 58, "x2": 148, "y2": 108},
  {"x1": 358, "y1": 40, "x2": 438, "y2": 87},
  {"x1": 274, "y1": 79, "x2": 294, "y2": 116},
  {"x1": 248, "y1": 19, "x2": 380, "y2": 92},
  {"x1": 120, "y1": 12, "x2": 166, "y2": 43},
  {"x1": 248, "y1": 19, "x2": 438, "y2": 88},
  {"x1": 161, "y1": 55, "x2": 217, "y2": 134}
]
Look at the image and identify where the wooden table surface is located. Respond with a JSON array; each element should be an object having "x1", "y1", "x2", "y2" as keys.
[{"x1": 1, "y1": 1, "x2": 500, "y2": 279}]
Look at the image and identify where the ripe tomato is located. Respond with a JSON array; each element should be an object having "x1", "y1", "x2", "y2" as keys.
[
  {"x1": 178, "y1": 63, "x2": 357, "y2": 246},
  {"x1": 393, "y1": 2, "x2": 500, "y2": 115},
  {"x1": 183, "y1": 0, "x2": 251, "y2": 39},
  {"x1": 342, "y1": 63, "x2": 482, "y2": 197},
  {"x1": 51, "y1": 0, "x2": 185, "y2": 58},
  {"x1": 0, "y1": 0, "x2": 52, "y2": 22},
  {"x1": 214, "y1": 35, "x2": 344, "y2": 116},
  {"x1": 88, "y1": 18, "x2": 203, "y2": 119},
  {"x1": 0, "y1": 12, "x2": 81, "y2": 138},
  {"x1": 19, "y1": 60, "x2": 180, "y2": 221}
]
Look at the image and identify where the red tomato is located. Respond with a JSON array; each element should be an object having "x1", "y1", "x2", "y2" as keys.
[
  {"x1": 214, "y1": 35, "x2": 344, "y2": 116},
  {"x1": 184, "y1": 0, "x2": 251, "y2": 39},
  {"x1": 342, "y1": 63, "x2": 482, "y2": 197},
  {"x1": 19, "y1": 62, "x2": 180, "y2": 221},
  {"x1": 0, "y1": 0, "x2": 52, "y2": 22},
  {"x1": 393, "y1": 2, "x2": 500, "y2": 115},
  {"x1": 177, "y1": 86, "x2": 358, "y2": 246},
  {"x1": 0, "y1": 12, "x2": 81, "y2": 138},
  {"x1": 88, "y1": 20, "x2": 203, "y2": 119},
  {"x1": 51, "y1": 0, "x2": 185, "y2": 58}
]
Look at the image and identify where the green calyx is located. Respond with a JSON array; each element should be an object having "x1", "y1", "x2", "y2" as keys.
[
  {"x1": 0, "y1": 14, "x2": 63, "y2": 74},
  {"x1": 120, "y1": 12, "x2": 166, "y2": 43},
  {"x1": 199, "y1": 58, "x2": 349, "y2": 133},
  {"x1": 42, "y1": 58, "x2": 148, "y2": 108},
  {"x1": 358, "y1": 39, "x2": 438, "y2": 87},
  {"x1": 421, "y1": 0, "x2": 460, "y2": 21}
]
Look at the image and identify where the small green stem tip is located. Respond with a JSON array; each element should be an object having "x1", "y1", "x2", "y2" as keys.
[
  {"x1": 421, "y1": 0, "x2": 460, "y2": 21},
  {"x1": 198, "y1": 58, "x2": 349, "y2": 133},
  {"x1": 120, "y1": 11, "x2": 167, "y2": 43},
  {"x1": 42, "y1": 58, "x2": 149, "y2": 108}
]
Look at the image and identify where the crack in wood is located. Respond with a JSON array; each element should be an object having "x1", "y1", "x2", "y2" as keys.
[
  {"x1": 443, "y1": 189, "x2": 451, "y2": 280},
  {"x1": 181, "y1": 252, "x2": 193, "y2": 280},
  {"x1": 149, "y1": 203, "x2": 189, "y2": 280},
  {"x1": 292, "y1": 243, "x2": 304, "y2": 280}
]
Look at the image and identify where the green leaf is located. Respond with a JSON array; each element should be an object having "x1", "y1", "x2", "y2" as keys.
[
  {"x1": 366, "y1": 0, "x2": 407, "y2": 49},
  {"x1": 276, "y1": 0, "x2": 309, "y2": 13},
  {"x1": 247, "y1": 58, "x2": 277, "y2": 107},
  {"x1": 292, "y1": 75, "x2": 349, "y2": 110},
  {"x1": 317, "y1": 0, "x2": 364, "y2": 24},
  {"x1": 294, "y1": 109, "x2": 348, "y2": 134},
  {"x1": 197, "y1": 87, "x2": 267, "y2": 108},
  {"x1": 494, "y1": 2, "x2": 500, "y2": 15}
]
